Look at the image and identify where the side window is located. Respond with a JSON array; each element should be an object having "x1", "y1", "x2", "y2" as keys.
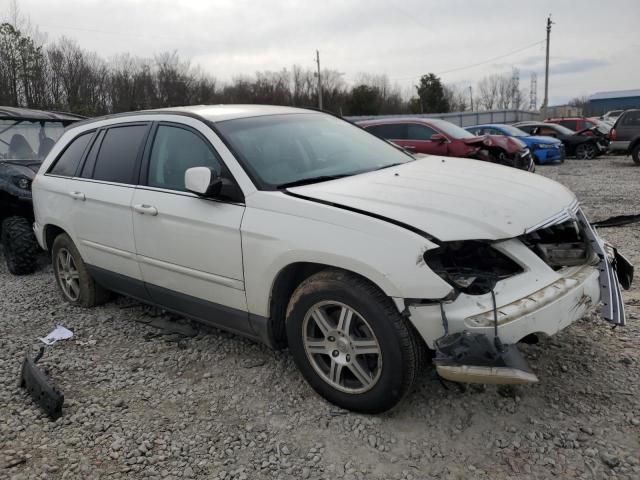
[
  {"x1": 49, "y1": 132, "x2": 93, "y2": 177},
  {"x1": 148, "y1": 125, "x2": 222, "y2": 191},
  {"x1": 582, "y1": 120, "x2": 595, "y2": 129},
  {"x1": 407, "y1": 124, "x2": 436, "y2": 140},
  {"x1": 366, "y1": 124, "x2": 407, "y2": 140},
  {"x1": 539, "y1": 127, "x2": 557, "y2": 136},
  {"x1": 622, "y1": 112, "x2": 640, "y2": 126},
  {"x1": 92, "y1": 125, "x2": 148, "y2": 184}
]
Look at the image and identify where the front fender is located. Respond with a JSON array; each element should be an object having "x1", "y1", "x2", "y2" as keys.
[{"x1": 241, "y1": 192, "x2": 453, "y2": 318}]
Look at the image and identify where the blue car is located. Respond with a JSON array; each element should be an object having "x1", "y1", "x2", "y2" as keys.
[{"x1": 466, "y1": 124, "x2": 565, "y2": 165}]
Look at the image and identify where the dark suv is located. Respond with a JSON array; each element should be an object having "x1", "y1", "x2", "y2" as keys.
[
  {"x1": 609, "y1": 109, "x2": 640, "y2": 164},
  {"x1": 0, "y1": 107, "x2": 83, "y2": 274}
]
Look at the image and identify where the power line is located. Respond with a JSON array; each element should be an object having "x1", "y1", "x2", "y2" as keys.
[{"x1": 391, "y1": 39, "x2": 545, "y2": 81}]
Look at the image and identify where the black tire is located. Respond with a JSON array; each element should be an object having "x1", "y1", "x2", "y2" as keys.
[
  {"x1": 286, "y1": 269, "x2": 420, "y2": 413},
  {"x1": 632, "y1": 144, "x2": 640, "y2": 165},
  {"x1": 575, "y1": 142, "x2": 596, "y2": 160},
  {"x1": 1, "y1": 216, "x2": 39, "y2": 275},
  {"x1": 51, "y1": 233, "x2": 109, "y2": 307}
]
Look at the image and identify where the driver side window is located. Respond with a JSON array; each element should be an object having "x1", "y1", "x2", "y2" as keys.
[{"x1": 148, "y1": 125, "x2": 222, "y2": 191}]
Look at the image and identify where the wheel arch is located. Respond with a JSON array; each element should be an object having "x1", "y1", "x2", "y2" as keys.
[
  {"x1": 264, "y1": 262, "x2": 401, "y2": 349},
  {"x1": 43, "y1": 223, "x2": 68, "y2": 253}
]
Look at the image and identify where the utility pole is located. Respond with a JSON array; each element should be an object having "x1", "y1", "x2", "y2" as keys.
[
  {"x1": 469, "y1": 86, "x2": 473, "y2": 111},
  {"x1": 542, "y1": 15, "x2": 552, "y2": 118},
  {"x1": 315, "y1": 50, "x2": 323, "y2": 110}
]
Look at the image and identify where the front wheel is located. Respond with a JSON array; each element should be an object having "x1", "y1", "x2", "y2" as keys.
[
  {"x1": 575, "y1": 143, "x2": 596, "y2": 160},
  {"x1": 1, "y1": 216, "x2": 39, "y2": 275},
  {"x1": 286, "y1": 270, "x2": 421, "y2": 413}
]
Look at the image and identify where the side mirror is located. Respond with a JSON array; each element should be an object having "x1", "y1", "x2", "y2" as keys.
[
  {"x1": 431, "y1": 133, "x2": 446, "y2": 143},
  {"x1": 185, "y1": 166, "x2": 223, "y2": 197}
]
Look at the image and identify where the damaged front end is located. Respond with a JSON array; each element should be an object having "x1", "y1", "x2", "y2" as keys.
[{"x1": 420, "y1": 201, "x2": 632, "y2": 385}]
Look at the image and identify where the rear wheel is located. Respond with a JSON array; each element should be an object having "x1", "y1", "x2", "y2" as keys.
[
  {"x1": 286, "y1": 269, "x2": 420, "y2": 413},
  {"x1": 632, "y1": 144, "x2": 640, "y2": 165},
  {"x1": 1, "y1": 216, "x2": 39, "y2": 275},
  {"x1": 575, "y1": 143, "x2": 597, "y2": 160},
  {"x1": 51, "y1": 233, "x2": 109, "y2": 307}
]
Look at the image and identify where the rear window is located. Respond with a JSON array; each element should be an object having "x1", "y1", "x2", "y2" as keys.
[
  {"x1": 49, "y1": 132, "x2": 93, "y2": 176},
  {"x1": 91, "y1": 125, "x2": 148, "y2": 184}
]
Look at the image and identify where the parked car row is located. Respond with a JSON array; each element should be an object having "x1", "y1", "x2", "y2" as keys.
[{"x1": 358, "y1": 118, "x2": 535, "y2": 171}]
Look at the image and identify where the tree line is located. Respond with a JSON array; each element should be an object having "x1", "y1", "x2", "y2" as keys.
[{"x1": 0, "y1": 21, "x2": 530, "y2": 117}]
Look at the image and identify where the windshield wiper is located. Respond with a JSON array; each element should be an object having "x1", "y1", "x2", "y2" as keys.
[
  {"x1": 277, "y1": 174, "x2": 352, "y2": 189},
  {"x1": 371, "y1": 162, "x2": 406, "y2": 172}
]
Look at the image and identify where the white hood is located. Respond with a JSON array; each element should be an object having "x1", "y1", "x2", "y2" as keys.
[{"x1": 288, "y1": 156, "x2": 576, "y2": 241}]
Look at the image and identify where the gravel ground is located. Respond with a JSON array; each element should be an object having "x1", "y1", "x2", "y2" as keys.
[{"x1": 1, "y1": 156, "x2": 639, "y2": 480}]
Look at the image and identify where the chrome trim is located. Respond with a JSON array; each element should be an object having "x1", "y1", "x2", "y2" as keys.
[
  {"x1": 137, "y1": 255, "x2": 245, "y2": 291},
  {"x1": 81, "y1": 240, "x2": 135, "y2": 259}
]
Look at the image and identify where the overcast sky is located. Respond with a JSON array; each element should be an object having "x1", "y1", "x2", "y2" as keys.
[{"x1": 6, "y1": 0, "x2": 640, "y2": 106}]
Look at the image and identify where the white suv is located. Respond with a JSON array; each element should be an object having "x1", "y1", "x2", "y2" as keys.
[{"x1": 32, "y1": 105, "x2": 631, "y2": 413}]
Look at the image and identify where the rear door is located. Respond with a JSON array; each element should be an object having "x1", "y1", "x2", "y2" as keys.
[
  {"x1": 616, "y1": 111, "x2": 640, "y2": 142},
  {"x1": 71, "y1": 123, "x2": 150, "y2": 290},
  {"x1": 131, "y1": 122, "x2": 251, "y2": 334}
]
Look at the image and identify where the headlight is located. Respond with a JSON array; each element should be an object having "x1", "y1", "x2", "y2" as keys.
[
  {"x1": 424, "y1": 241, "x2": 523, "y2": 295},
  {"x1": 534, "y1": 143, "x2": 555, "y2": 149},
  {"x1": 12, "y1": 176, "x2": 32, "y2": 190}
]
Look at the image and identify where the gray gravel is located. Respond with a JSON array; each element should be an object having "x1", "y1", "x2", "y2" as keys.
[{"x1": 1, "y1": 156, "x2": 639, "y2": 479}]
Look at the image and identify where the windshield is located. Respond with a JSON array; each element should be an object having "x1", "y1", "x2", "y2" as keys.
[
  {"x1": 216, "y1": 113, "x2": 414, "y2": 189},
  {"x1": 428, "y1": 119, "x2": 475, "y2": 139},
  {"x1": 0, "y1": 120, "x2": 66, "y2": 161},
  {"x1": 497, "y1": 125, "x2": 528, "y2": 137}
]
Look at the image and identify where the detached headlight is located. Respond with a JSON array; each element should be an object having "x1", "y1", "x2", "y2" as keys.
[
  {"x1": 424, "y1": 241, "x2": 523, "y2": 295},
  {"x1": 534, "y1": 143, "x2": 556, "y2": 149},
  {"x1": 12, "y1": 176, "x2": 32, "y2": 190}
]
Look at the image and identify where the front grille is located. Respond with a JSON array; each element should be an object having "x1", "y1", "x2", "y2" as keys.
[{"x1": 521, "y1": 218, "x2": 591, "y2": 269}]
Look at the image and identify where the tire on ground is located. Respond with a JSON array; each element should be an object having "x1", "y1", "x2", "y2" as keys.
[
  {"x1": 1, "y1": 216, "x2": 39, "y2": 275},
  {"x1": 632, "y1": 144, "x2": 640, "y2": 165},
  {"x1": 285, "y1": 269, "x2": 420, "y2": 413},
  {"x1": 51, "y1": 233, "x2": 110, "y2": 307}
]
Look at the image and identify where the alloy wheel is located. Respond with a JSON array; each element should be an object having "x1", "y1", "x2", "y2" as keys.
[
  {"x1": 302, "y1": 301, "x2": 382, "y2": 394},
  {"x1": 56, "y1": 248, "x2": 80, "y2": 301}
]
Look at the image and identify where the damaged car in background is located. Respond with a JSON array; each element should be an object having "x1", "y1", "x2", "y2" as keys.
[
  {"x1": 358, "y1": 117, "x2": 535, "y2": 171},
  {"x1": 32, "y1": 105, "x2": 632, "y2": 414}
]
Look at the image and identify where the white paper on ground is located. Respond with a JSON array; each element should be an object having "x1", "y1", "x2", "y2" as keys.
[{"x1": 38, "y1": 325, "x2": 74, "y2": 345}]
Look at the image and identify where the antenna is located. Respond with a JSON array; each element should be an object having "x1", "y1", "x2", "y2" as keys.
[{"x1": 529, "y1": 72, "x2": 538, "y2": 110}]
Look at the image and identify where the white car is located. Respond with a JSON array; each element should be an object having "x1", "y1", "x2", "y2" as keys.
[{"x1": 31, "y1": 105, "x2": 632, "y2": 413}]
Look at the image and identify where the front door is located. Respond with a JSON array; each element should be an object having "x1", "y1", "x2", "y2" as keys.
[
  {"x1": 131, "y1": 122, "x2": 251, "y2": 335},
  {"x1": 401, "y1": 123, "x2": 448, "y2": 155}
]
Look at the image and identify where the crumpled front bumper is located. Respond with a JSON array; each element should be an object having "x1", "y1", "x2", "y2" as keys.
[
  {"x1": 408, "y1": 205, "x2": 629, "y2": 348},
  {"x1": 409, "y1": 260, "x2": 601, "y2": 348}
]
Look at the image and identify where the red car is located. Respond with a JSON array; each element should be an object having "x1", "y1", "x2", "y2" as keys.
[{"x1": 357, "y1": 117, "x2": 534, "y2": 171}]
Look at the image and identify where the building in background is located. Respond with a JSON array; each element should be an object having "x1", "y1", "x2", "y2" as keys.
[
  {"x1": 545, "y1": 105, "x2": 582, "y2": 118},
  {"x1": 586, "y1": 89, "x2": 640, "y2": 116}
]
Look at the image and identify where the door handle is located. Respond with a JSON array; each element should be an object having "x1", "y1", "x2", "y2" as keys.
[
  {"x1": 133, "y1": 204, "x2": 158, "y2": 216},
  {"x1": 69, "y1": 191, "x2": 85, "y2": 201},
  {"x1": 404, "y1": 145, "x2": 416, "y2": 150}
]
